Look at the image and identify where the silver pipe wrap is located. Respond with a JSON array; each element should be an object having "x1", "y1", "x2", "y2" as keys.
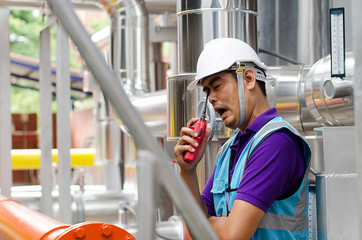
[
  {"x1": 305, "y1": 51, "x2": 355, "y2": 127},
  {"x1": 110, "y1": 0, "x2": 150, "y2": 94},
  {"x1": 46, "y1": 1, "x2": 218, "y2": 239},
  {"x1": 258, "y1": 0, "x2": 330, "y2": 66},
  {"x1": 177, "y1": 0, "x2": 258, "y2": 74}
]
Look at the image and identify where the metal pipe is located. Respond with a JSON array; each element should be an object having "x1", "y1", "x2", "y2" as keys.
[
  {"x1": 137, "y1": 150, "x2": 156, "y2": 239},
  {"x1": 0, "y1": 195, "x2": 135, "y2": 240},
  {"x1": 56, "y1": 22, "x2": 72, "y2": 224},
  {"x1": 46, "y1": 0, "x2": 218, "y2": 239},
  {"x1": 0, "y1": 8, "x2": 12, "y2": 198},
  {"x1": 323, "y1": 78, "x2": 353, "y2": 99},
  {"x1": 39, "y1": 17, "x2": 55, "y2": 217},
  {"x1": 177, "y1": 0, "x2": 258, "y2": 74},
  {"x1": 108, "y1": 0, "x2": 150, "y2": 94}
]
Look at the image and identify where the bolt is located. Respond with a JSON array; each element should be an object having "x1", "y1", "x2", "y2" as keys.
[
  {"x1": 74, "y1": 227, "x2": 86, "y2": 239},
  {"x1": 101, "y1": 224, "x2": 113, "y2": 237}
]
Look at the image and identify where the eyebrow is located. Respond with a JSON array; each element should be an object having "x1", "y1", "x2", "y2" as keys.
[{"x1": 202, "y1": 76, "x2": 221, "y2": 92}]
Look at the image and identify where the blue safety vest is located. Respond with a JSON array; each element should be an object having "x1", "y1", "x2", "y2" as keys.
[{"x1": 211, "y1": 116, "x2": 311, "y2": 239}]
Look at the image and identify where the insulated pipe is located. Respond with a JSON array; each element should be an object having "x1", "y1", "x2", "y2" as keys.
[
  {"x1": 108, "y1": 0, "x2": 150, "y2": 94},
  {"x1": 46, "y1": 0, "x2": 218, "y2": 239},
  {"x1": 0, "y1": 195, "x2": 134, "y2": 240},
  {"x1": 177, "y1": 0, "x2": 258, "y2": 74}
]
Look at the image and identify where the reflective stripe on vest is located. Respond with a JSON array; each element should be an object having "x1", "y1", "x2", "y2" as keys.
[{"x1": 211, "y1": 116, "x2": 311, "y2": 237}]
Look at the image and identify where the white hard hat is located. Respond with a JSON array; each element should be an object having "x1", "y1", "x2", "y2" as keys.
[{"x1": 187, "y1": 38, "x2": 268, "y2": 90}]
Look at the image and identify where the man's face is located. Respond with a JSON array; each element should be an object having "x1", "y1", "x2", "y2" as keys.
[{"x1": 202, "y1": 72, "x2": 241, "y2": 129}]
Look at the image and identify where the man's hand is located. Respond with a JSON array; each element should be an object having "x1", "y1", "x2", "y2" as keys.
[{"x1": 174, "y1": 118, "x2": 211, "y2": 172}]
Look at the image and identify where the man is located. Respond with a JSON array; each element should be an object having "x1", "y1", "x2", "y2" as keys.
[{"x1": 174, "y1": 38, "x2": 311, "y2": 239}]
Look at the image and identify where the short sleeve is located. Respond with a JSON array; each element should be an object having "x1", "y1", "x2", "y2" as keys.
[
  {"x1": 235, "y1": 129, "x2": 306, "y2": 212},
  {"x1": 201, "y1": 168, "x2": 216, "y2": 216}
]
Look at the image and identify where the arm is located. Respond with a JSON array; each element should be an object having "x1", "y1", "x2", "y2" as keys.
[
  {"x1": 208, "y1": 200, "x2": 265, "y2": 240},
  {"x1": 174, "y1": 118, "x2": 211, "y2": 216}
]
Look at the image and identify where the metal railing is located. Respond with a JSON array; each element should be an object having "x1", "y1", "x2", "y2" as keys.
[{"x1": 46, "y1": 0, "x2": 218, "y2": 239}]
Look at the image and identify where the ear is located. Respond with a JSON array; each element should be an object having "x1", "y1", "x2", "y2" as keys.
[{"x1": 243, "y1": 69, "x2": 256, "y2": 90}]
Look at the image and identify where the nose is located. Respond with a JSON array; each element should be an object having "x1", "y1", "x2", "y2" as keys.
[{"x1": 208, "y1": 91, "x2": 217, "y2": 103}]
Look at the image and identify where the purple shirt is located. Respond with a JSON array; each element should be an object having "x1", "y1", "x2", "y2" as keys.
[{"x1": 201, "y1": 108, "x2": 306, "y2": 215}]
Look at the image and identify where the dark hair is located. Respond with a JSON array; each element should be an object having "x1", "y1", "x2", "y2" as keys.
[{"x1": 226, "y1": 71, "x2": 267, "y2": 97}]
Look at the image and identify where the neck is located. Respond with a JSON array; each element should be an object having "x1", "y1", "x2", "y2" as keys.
[{"x1": 238, "y1": 98, "x2": 271, "y2": 133}]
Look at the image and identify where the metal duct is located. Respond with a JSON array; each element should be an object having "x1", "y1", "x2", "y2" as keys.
[
  {"x1": 305, "y1": 51, "x2": 354, "y2": 127},
  {"x1": 177, "y1": 0, "x2": 258, "y2": 74},
  {"x1": 266, "y1": 65, "x2": 318, "y2": 133},
  {"x1": 108, "y1": 0, "x2": 150, "y2": 94},
  {"x1": 258, "y1": 0, "x2": 330, "y2": 66},
  {"x1": 266, "y1": 51, "x2": 354, "y2": 132}
]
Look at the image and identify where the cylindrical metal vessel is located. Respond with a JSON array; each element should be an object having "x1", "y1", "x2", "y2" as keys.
[
  {"x1": 267, "y1": 65, "x2": 320, "y2": 133},
  {"x1": 258, "y1": 0, "x2": 330, "y2": 66},
  {"x1": 177, "y1": 0, "x2": 258, "y2": 74},
  {"x1": 305, "y1": 51, "x2": 355, "y2": 127},
  {"x1": 109, "y1": 0, "x2": 150, "y2": 94}
]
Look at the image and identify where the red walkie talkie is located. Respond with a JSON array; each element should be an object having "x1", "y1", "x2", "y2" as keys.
[{"x1": 184, "y1": 93, "x2": 209, "y2": 162}]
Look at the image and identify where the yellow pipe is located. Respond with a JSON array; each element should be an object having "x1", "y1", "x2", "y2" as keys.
[{"x1": 11, "y1": 148, "x2": 95, "y2": 170}]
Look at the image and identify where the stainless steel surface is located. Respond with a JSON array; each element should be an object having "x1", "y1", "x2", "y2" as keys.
[
  {"x1": 56, "y1": 22, "x2": 72, "y2": 224},
  {"x1": 47, "y1": 1, "x2": 218, "y2": 238},
  {"x1": 305, "y1": 51, "x2": 354, "y2": 127},
  {"x1": 96, "y1": 94, "x2": 122, "y2": 190},
  {"x1": 137, "y1": 150, "x2": 156, "y2": 239},
  {"x1": 177, "y1": 0, "x2": 258, "y2": 74},
  {"x1": 352, "y1": 0, "x2": 362, "y2": 235},
  {"x1": 0, "y1": 8, "x2": 12, "y2": 198},
  {"x1": 11, "y1": 185, "x2": 136, "y2": 224},
  {"x1": 167, "y1": 74, "x2": 197, "y2": 140},
  {"x1": 109, "y1": 0, "x2": 150, "y2": 94},
  {"x1": 118, "y1": 90, "x2": 167, "y2": 137},
  {"x1": 258, "y1": 0, "x2": 330, "y2": 66},
  {"x1": 315, "y1": 127, "x2": 358, "y2": 239},
  {"x1": 266, "y1": 66, "x2": 321, "y2": 132},
  {"x1": 323, "y1": 78, "x2": 353, "y2": 99},
  {"x1": 39, "y1": 22, "x2": 54, "y2": 217}
]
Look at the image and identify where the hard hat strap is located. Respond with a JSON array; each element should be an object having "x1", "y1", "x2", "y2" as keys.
[{"x1": 236, "y1": 69, "x2": 246, "y2": 128}]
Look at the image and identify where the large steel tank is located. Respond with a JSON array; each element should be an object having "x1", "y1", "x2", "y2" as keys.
[
  {"x1": 177, "y1": 0, "x2": 258, "y2": 74},
  {"x1": 258, "y1": 0, "x2": 330, "y2": 66}
]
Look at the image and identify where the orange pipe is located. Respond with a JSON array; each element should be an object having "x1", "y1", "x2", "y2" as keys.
[{"x1": 0, "y1": 195, "x2": 135, "y2": 240}]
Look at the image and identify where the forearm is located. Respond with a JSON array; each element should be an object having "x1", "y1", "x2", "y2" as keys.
[{"x1": 180, "y1": 169, "x2": 209, "y2": 217}]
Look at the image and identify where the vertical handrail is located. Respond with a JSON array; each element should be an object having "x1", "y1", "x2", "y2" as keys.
[
  {"x1": 56, "y1": 22, "x2": 72, "y2": 224},
  {"x1": 137, "y1": 150, "x2": 156, "y2": 239},
  {"x1": 46, "y1": 0, "x2": 218, "y2": 239},
  {"x1": 0, "y1": 8, "x2": 12, "y2": 198},
  {"x1": 39, "y1": 17, "x2": 56, "y2": 217}
]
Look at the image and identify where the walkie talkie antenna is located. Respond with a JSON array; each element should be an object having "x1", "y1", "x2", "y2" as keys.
[{"x1": 200, "y1": 92, "x2": 209, "y2": 122}]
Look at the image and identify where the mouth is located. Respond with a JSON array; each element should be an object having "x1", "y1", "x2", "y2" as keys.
[{"x1": 214, "y1": 106, "x2": 228, "y2": 119}]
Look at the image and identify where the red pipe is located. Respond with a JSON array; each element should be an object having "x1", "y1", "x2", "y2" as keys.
[{"x1": 0, "y1": 195, "x2": 135, "y2": 240}]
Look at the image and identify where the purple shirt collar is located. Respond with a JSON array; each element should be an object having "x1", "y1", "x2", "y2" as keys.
[{"x1": 230, "y1": 108, "x2": 280, "y2": 151}]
